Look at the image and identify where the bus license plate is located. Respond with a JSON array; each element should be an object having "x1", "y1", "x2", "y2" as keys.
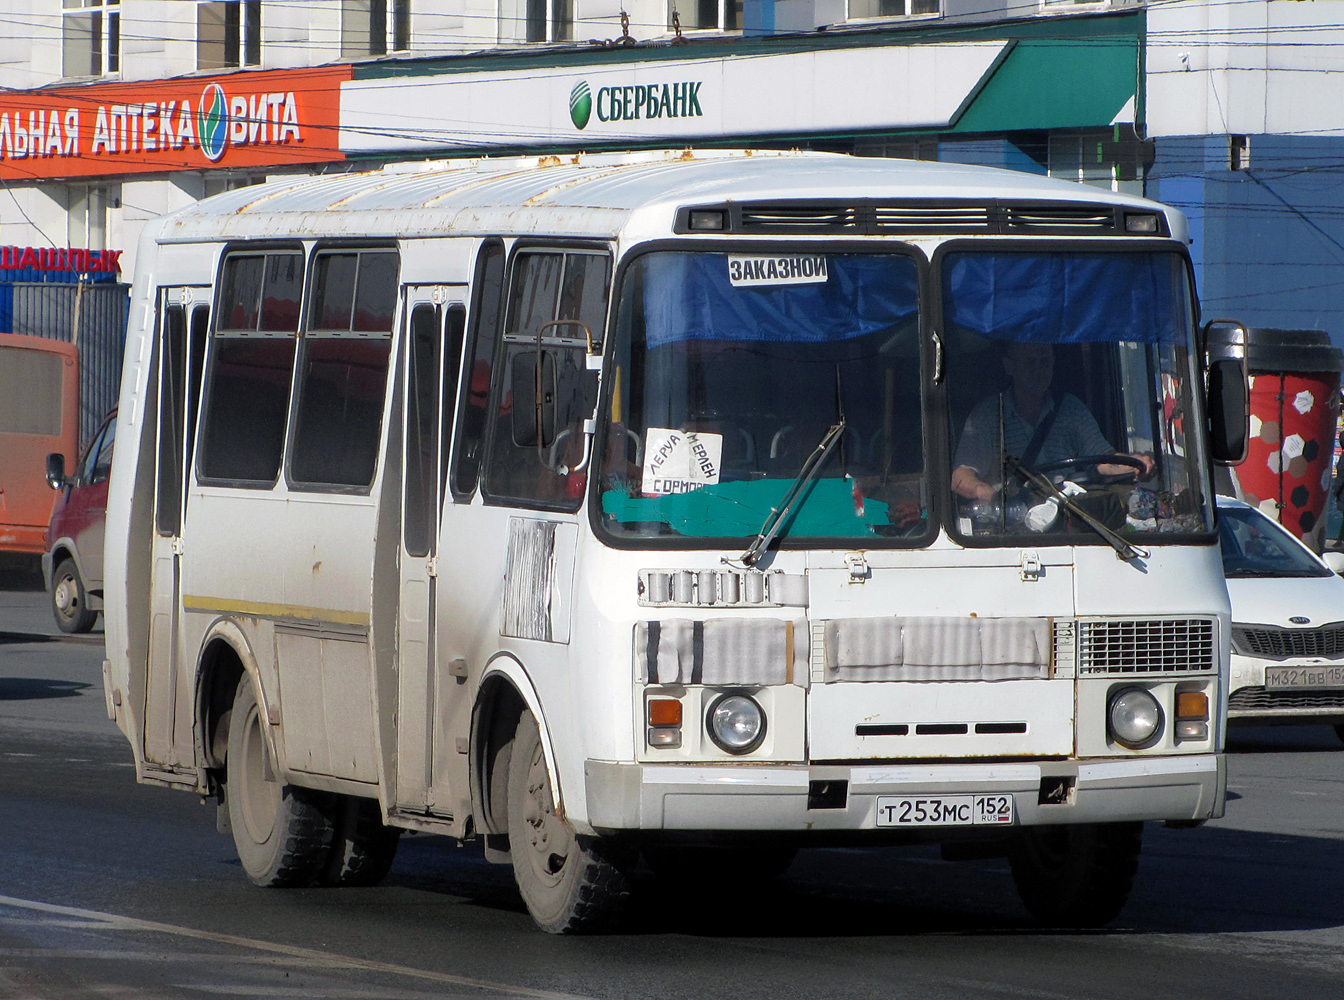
[
  {"x1": 876, "y1": 794, "x2": 1015, "y2": 828},
  {"x1": 1264, "y1": 664, "x2": 1344, "y2": 690}
]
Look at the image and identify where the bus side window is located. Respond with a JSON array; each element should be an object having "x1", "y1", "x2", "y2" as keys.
[
  {"x1": 156, "y1": 304, "x2": 186, "y2": 536},
  {"x1": 441, "y1": 304, "x2": 465, "y2": 504},
  {"x1": 451, "y1": 240, "x2": 505, "y2": 501},
  {"x1": 484, "y1": 249, "x2": 609, "y2": 509},
  {"x1": 198, "y1": 252, "x2": 303, "y2": 486},
  {"x1": 289, "y1": 249, "x2": 398, "y2": 492}
]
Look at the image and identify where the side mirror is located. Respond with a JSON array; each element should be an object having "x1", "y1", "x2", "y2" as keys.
[
  {"x1": 1203, "y1": 320, "x2": 1249, "y2": 465},
  {"x1": 1323, "y1": 551, "x2": 1344, "y2": 576},
  {"x1": 46, "y1": 453, "x2": 68, "y2": 490}
]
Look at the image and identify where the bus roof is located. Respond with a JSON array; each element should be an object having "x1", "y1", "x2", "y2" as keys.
[{"x1": 151, "y1": 149, "x2": 1181, "y2": 245}]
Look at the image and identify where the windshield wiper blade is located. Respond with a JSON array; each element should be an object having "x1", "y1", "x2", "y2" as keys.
[
  {"x1": 730, "y1": 419, "x2": 847, "y2": 568},
  {"x1": 1006, "y1": 456, "x2": 1150, "y2": 562}
]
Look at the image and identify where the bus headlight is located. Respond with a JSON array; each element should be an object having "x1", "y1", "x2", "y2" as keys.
[
  {"x1": 1108, "y1": 687, "x2": 1163, "y2": 748},
  {"x1": 706, "y1": 693, "x2": 765, "y2": 754}
]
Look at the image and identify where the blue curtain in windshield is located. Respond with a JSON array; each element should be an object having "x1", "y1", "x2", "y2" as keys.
[
  {"x1": 643, "y1": 253, "x2": 918, "y2": 348},
  {"x1": 944, "y1": 253, "x2": 1186, "y2": 346}
]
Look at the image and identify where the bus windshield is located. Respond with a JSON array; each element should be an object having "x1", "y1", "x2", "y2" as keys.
[
  {"x1": 600, "y1": 250, "x2": 928, "y2": 542},
  {"x1": 943, "y1": 249, "x2": 1212, "y2": 542}
]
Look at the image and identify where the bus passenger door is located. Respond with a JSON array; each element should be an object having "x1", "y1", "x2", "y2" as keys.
[
  {"x1": 145, "y1": 288, "x2": 210, "y2": 770},
  {"x1": 395, "y1": 288, "x2": 466, "y2": 815}
]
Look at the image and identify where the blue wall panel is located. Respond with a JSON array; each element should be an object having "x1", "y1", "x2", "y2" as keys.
[{"x1": 1148, "y1": 135, "x2": 1344, "y2": 348}]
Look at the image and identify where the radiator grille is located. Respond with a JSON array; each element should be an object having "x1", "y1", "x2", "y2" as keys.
[
  {"x1": 1229, "y1": 687, "x2": 1344, "y2": 712},
  {"x1": 694, "y1": 201, "x2": 1146, "y2": 237},
  {"x1": 1231, "y1": 624, "x2": 1344, "y2": 660},
  {"x1": 1004, "y1": 206, "x2": 1115, "y2": 231},
  {"x1": 873, "y1": 206, "x2": 992, "y2": 232},
  {"x1": 1076, "y1": 618, "x2": 1216, "y2": 674},
  {"x1": 739, "y1": 205, "x2": 860, "y2": 230}
]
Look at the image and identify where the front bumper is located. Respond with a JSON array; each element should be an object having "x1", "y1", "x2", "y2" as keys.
[
  {"x1": 584, "y1": 754, "x2": 1225, "y2": 833},
  {"x1": 1228, "y1": 654, "x2": 1344, "y2": 723}
]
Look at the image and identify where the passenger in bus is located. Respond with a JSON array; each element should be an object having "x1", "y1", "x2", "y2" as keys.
[{"x1": 951, "y1": 341, "x2": 1155, "y2": 503}]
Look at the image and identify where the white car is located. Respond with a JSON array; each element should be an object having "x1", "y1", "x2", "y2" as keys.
[{"x1": 1218, "y1": 495, "x2": 1344, "y2": 744}]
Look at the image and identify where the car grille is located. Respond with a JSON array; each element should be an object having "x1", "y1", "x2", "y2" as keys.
[
  {"x1": 1231, "y1": 624, "x2": 1344, "y2": 660},
  {"x1": 1074, "y1": 618, "x2": 1216, "y2": 674},
  {"x1": 1229, "y1": 687, "x2": 1344, "y2": 712}
]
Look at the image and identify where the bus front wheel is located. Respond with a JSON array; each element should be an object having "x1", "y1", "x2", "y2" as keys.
[
  {"x1": 225, "y1": 677, "x2": 333, "y2": 887},
  {"x1": 1008, "y1": 821, "x2": 1142, "y2": 928},
  {"x1": 506, "y1": 712, "x2": 633, "y2": 933}
]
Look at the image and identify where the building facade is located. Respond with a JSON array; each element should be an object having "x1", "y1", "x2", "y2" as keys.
[{"x1": 0, "y1": 0, "x2": 1338, "y2": 346}]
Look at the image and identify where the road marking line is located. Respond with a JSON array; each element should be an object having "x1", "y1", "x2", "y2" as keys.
[{"x1": 0, "y1": 895, "x2": 589, "y2": 1000}]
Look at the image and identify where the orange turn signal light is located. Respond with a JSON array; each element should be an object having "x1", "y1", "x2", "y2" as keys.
[
  {"x1": 1176, "y1": 691, "x2": 1209, "y2": 720},
  {"x1": 647, "y1": 699, "x2": 683, "y2": 727}
]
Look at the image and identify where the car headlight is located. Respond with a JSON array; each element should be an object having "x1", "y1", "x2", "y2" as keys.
[
  {"x1": 1108, "y1": 687, "x2": 1163, "y2": 748},
  {"x1": 706, "y1": 693, "x2": 765, "y2": 754}
]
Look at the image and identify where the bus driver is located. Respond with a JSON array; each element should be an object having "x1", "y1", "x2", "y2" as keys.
[{"x1": 951, "y1": 341, "x2": 1155, "y2": 504}]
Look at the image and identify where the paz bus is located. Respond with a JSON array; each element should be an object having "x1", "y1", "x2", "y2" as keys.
[
  {"x1": 103, "y1": 150, "x2": 1247, "y2": 933},
  {"x1": 0, "y1": 333, "x2": 78, "y2": 559}
]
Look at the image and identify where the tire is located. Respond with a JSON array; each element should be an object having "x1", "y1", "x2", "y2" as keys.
[
  {"x1": 1009, "y1": 822, "x2": 1143, "y2": 928},
  {"x1": 1334, "y1": 724, "x2": 1344, "y2": 747},
  {"x1": 322, "y1": 795, "x2": 401, "y2": 887},
  {"x1": 50, "y1": 557, "x2": 96, "y2": 634},
  {"x1": 225, "y1": 677, "x2": 333, "y2": 887},
  {"x1": 644, "y1": 844, "x2": 796, "y2": 885},
  {"x1": 506, "y1": 712, "x2": 632, "y2": 934}
]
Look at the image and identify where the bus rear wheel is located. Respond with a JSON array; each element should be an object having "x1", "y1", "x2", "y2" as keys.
[
  {"x1": 322, "y1": 795, "x2": 401, "y2": 887},
  {"x1": 506, "y1": 712, "x2": 632, "y2": 933},
  {"x1": 225, "y1": 677, "x2": 333, "y2": 887},
  {"x1": 1009, "y1": 821, "x2": 1142, "y2": 928}
]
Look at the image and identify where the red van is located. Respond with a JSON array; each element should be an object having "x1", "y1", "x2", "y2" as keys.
[{"x1": 42, "y1": 410, "x2": 115, "y2": 633}]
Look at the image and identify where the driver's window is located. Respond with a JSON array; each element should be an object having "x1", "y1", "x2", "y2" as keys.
[{"x1": 482, "y1": 248, "x2": 610, "y2": 509}]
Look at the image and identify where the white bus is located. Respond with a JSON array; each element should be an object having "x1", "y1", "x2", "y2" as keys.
[{"x1": 104, "y1": 149, "x2": 1247, "y2": 933}]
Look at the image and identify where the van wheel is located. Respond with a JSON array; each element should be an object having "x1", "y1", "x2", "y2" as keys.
[
  {"x1": 1009, "y1": 822, "x2": 1142, "y2": 928},
  {"x1": 507, "y1": 712, "x2": 632, "y2": 933},
  {"x1": 322, "y1": 795, "x2": 401, "y2": 887},
  {"x1": 226, "y1": 677, "x2": 332, "y2": 887},
  {"x1": 51, "y1": 558, "x2": 96, "y2": 634},
  {"x1": 1334, "y1": 724, "x2": 1344, "y2": 746}
]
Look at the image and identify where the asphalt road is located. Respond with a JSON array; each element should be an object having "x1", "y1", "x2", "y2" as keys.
[{"x1": 2, "y1": 571, "x2": 1342, "y2": 999}]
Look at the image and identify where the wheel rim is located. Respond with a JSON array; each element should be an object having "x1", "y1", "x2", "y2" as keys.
[
  {"x1": 53, "y1": 575, "x2": 79, "y2": 620},
  {"x1": 519, "y1": 740, "x2": 573, "y2": 888},
  {"x1": 237, "y1": 702, "x2": 279, "y2": 846}
]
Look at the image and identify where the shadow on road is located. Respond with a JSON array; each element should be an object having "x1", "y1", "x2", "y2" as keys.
[
  {"x1": 0, "y1": 567, "x2": 44, "y2": 592},
  {"x1": 0, "y1": 631, "x2": 59, "y2": 646},
  {"x1": 0, "y1": 677, "x2": 91, "y2": 700},
  {"x1": 379, "y1": 814, "x2": 1344, "y2": 939}
]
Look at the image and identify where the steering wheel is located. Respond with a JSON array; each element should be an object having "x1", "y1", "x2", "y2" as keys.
[{"x1": 1033, "y1": 453, "x2": 1147, "y2": 485}]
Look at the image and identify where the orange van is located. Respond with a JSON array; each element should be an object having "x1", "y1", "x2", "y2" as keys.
[{"x1": 0, "y1": 334, "x2": 79, "y2": 556}]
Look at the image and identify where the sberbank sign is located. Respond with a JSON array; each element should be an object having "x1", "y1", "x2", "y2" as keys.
[{"x1": 569, "y1": 79, "x2": 704, "y2": 131}]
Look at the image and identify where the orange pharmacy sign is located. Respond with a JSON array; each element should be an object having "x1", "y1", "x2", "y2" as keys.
[{"x1": 0, "y1": 65, "x2": 349, "y2": 181}]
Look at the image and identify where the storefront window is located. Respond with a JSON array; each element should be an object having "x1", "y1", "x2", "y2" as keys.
[
  {"x1": 198, "y1": 1, "x2": 261, "y2": 70},
  {"x1": 847, "y1": 0, "x2": 939, "y2": 19},
  {"x1": 344, "y1": 0, "x2": 412, "y2": 56},
  {"x1": 668, "y1": 0, "x2": 741, "y2": 32},
  {"x1": 62, "y1": 0, "x2": 119, "y2": 78}
]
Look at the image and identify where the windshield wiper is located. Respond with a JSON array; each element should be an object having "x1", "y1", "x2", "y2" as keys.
[
  {"x1": 1006, "y1": 456, "x2": 1150, "y2": 562},
  {"x1": 729, "y1": 419, "x2": 847, "y2": 569}
]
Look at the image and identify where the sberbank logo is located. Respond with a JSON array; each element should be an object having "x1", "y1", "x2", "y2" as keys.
[
  {"x1": 567, "y1": 79, "x2": 704, "y2": 130},
  {"x1": 197, "y1": 83, "x2": 229, "y2": 162},
  {"x1": 570, "y1": 81, "x2": 592, "y2": 130}
]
